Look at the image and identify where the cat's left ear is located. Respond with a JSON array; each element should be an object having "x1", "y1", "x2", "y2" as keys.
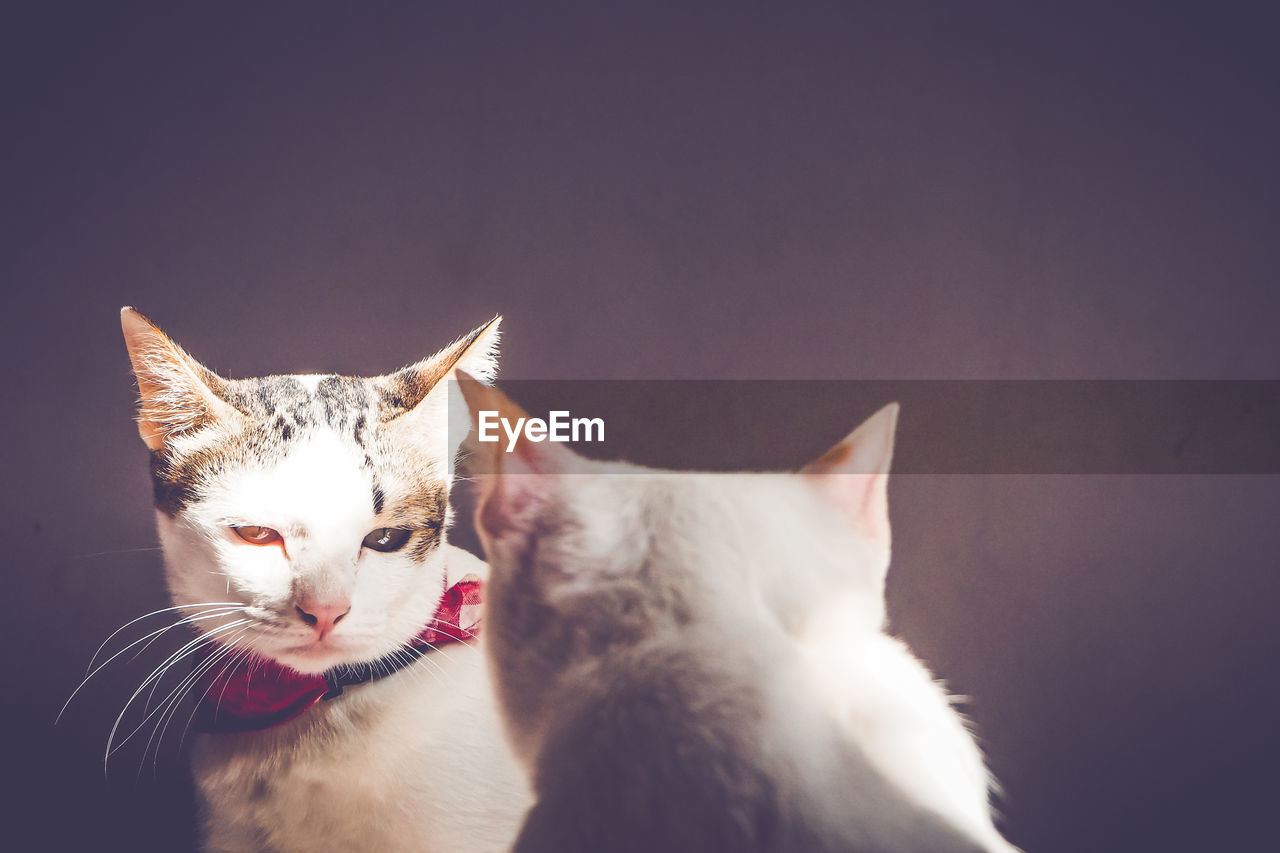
[
  {"x1": 377, "y1": 316, "x2": 501, "y2": 457},
  {"x1": 802, "y1": 403, "x2": 899, "y2": 550}
]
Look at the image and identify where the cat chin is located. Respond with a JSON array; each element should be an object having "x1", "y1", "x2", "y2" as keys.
[
  {"x1": 260, "y1": 640, "x2": 374, "y2": 675},
  {"x1": 266, "y1": 633, "x2": 422, "y2": 675}
]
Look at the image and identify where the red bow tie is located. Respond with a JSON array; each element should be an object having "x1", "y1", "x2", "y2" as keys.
[{"x1": 192, "y1": 579, "x2": 482, "y2": 734}]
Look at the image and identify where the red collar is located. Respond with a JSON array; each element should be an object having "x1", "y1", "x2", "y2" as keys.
[{"x1": 192, "y1": 578, "x2": 482, "y2": 734}]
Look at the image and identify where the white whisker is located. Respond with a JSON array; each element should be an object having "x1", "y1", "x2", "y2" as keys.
[
  {"x1": 104, "y1": 619, "x2": 250, "y2": 776},
  {"x1": 144, "y1": 629, "x2": 252, "y2": 778},
  {"x1": 424, "y1": 617, "x2": 480, "y2": 643},
  {"x1": 177, "y1": 642, "x2": 257, "y2": 753},
  {"x1": 399, "y1": 643, "x2": 451, "y2": 687},
  {"x1": 413, "y1": 639, "x2": 462, "y2": 668},
  {"x1": 111, "y1": 621, "x2": 249, "y2": 761},
  {"x1": 389, "y1": 649, "x2": 433, "y2": 689},
  {"x1": 72, "y1": 546, "x2": 166, "y2": 560},
  {"x1": 59, "y1": 606, "x2": 244, "y2": 725},
  {"x1": 85, "y1": 602, "x2": 243, "y2": 673},
  {"x1": 138, "y1": 643, "x2": 234, "y2": 779}
]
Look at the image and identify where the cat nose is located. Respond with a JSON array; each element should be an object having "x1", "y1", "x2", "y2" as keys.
[{"x1": 294, "y1": 597, "x2": 351, "y2": 640}]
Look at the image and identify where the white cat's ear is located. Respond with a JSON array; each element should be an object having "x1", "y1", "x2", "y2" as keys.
[
  {"x1": 120, "y1": 307, "x2": 243, "y2": 451},
  {"x1": 802, "y1": 403, "x2": 899, "y2": 548},
  {"x1": 454, "y1": 371, "x2": 580, "y2": 542}
]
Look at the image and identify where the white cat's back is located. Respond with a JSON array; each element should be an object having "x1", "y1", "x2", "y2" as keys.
[
  {"x1": 798, "y1": 625, "x2": 1018, "y2": 852},
  {"x1": 515, "y1": 627, "x2": 1000, "y2": 853}
]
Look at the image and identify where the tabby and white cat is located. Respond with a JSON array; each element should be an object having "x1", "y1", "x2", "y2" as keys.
[
  {"x1": 458, "y1": 374, "x2": 1020, "y2": 853},
  {"x1": 118, "y1": 309, "x2": 529, "y2": 852}
]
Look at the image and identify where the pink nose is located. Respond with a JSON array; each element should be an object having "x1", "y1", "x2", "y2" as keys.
[{"x1": 294, "y1": 597, "x2": 351, "y2": 639}]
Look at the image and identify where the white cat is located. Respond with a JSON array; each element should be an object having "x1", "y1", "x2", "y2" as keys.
[
  {"x1": 457, "y1": 374, "x2": 1020, "y2": 853},
  {"x1": 118, "y1": 308, "x2": 530, "y2": 852}
]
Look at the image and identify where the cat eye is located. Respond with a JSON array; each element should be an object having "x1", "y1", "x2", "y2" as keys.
[
  {"x1": 362, "y1": 528, "x2": 412, "y2": 553},
  {"x1": 232, "y1": 525, "x2": 282, "y2": 546}
]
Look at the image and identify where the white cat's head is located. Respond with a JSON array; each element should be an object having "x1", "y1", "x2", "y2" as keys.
[
  {"x1": 120, "y1": 308, "x2": 500, "y2": 674},
  {"x1": 455, "y1": 373, "x2": 897, "y2": 765}
]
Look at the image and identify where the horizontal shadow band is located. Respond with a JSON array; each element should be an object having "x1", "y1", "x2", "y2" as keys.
[{"x1": 447, "y1": 380, "x2": 1280, "y2": 475}]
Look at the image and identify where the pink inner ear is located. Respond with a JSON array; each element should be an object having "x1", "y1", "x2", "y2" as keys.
[
  {"x1": 477, "y1": 475, "x2": 520, "y2": 541},
  {"x1": 814, "y1": 472, "x2": 891, "y2": 547},
  {"x1": 475, "y1": 448, "x2": 551, "y2": 544},
  {"x1": 802, "y1": 403, "x2": 898, "y2": 546}
]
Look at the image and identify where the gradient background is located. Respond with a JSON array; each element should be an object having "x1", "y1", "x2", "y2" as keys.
[{"x1": 3, "y1": 2, "x2": 1278, "y2": 850}]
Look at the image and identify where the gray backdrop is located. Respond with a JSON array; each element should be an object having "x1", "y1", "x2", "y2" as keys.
[{"x1": 3, "y1": 3, "x2": 1277, "y2": 850}]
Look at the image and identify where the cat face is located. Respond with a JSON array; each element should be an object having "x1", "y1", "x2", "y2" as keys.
[
  {"x1": 455, "y1": 373, "x2": 897, "y2": 764},
  {"x1": 121, "y1": 309, "x2": 500, "y2": 674}
]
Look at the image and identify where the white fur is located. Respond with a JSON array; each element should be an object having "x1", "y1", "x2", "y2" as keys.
[
  {"x1": 190, "y1": 561, "x2": 530, "y2": 853},
  {"x1": 800, "y1": 609, "x2": 1006, "y2": 850}
]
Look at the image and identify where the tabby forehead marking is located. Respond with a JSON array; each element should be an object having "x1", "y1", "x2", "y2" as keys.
[{"x1": 148, "y1": 374, "x2": 439, "y2": 531}]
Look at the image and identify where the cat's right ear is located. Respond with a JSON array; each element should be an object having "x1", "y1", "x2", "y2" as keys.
[
  {"x1": 802, "y1": 403, "x2": 899, "y2": 551},
  {"x1": 120, "y1": 307, "x2": 241, "y2": 451}
]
